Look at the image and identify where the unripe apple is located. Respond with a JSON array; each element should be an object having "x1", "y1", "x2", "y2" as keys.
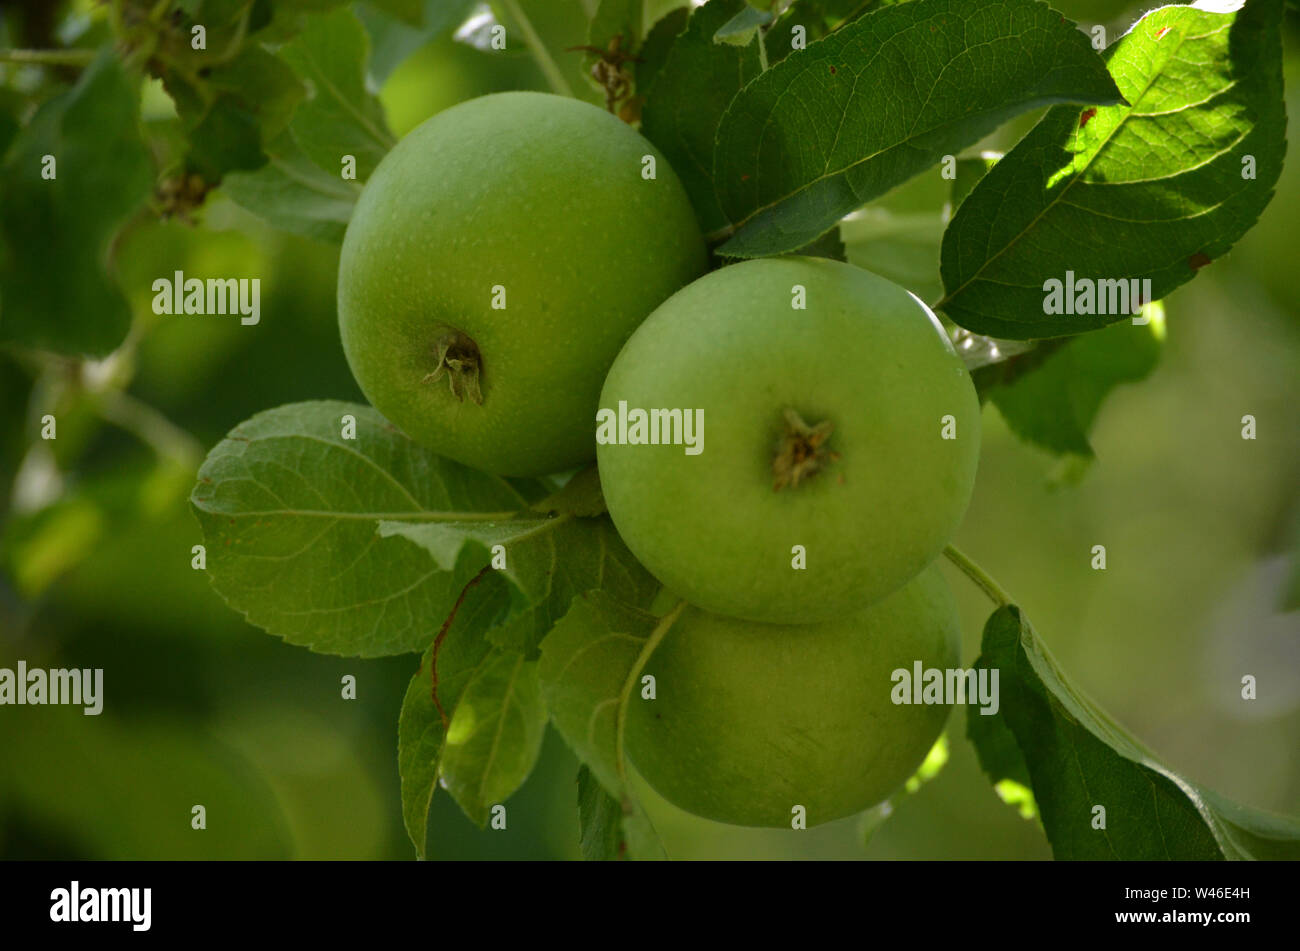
[
  {"x1": 597, "y1": 256, "x2": 980, "y2": 623},
  {"x1": 338, "y1": 92, "x2": 707, "y2": 476},
  {"x1": 626, "y1": 564, "x2": 962, "y2": 828}
]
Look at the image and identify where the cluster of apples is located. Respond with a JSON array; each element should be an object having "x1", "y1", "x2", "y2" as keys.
[{"x1": 338, "y1": 92, "x2": 981, "y2": 828}]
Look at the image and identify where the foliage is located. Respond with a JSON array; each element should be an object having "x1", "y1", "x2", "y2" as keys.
[{"x1": 1, "y1": 0, "x2": 1295, "y2": 861}]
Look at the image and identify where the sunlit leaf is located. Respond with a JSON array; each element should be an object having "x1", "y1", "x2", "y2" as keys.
[{"x1": 938, "y1": 0, "x2": 1287, "y2": 337}]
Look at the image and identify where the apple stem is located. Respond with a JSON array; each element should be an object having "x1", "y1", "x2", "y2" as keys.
[
  {"x1": 423, "y1": 331, "x2": 484, "y2": 405},
  {"x1": 772, "y1": 408, "x2": 839, "y2": 490},
  {"x1": 942, "y1": 544, "x2": 1013, "y2": 608}
]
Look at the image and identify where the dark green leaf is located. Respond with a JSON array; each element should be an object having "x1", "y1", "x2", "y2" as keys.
[
  {"x1": 574, "y1": 763, "x2": 666, "y2": 860},
  {"x1": 950, "y1": 152, "x2": 1000, "y2": 211},
  {"x1": 160, "y1": 44, "x2": 305, "y2": 180},
  {"x1": 938, "y1": 0, "x2": 1287, "y2": 337},
  {"x1": 790, "y1": 224, "x2": 846, "y2": 261},
  {"x1": 635, "y1": 5, "x2": 690, "y2": 96},
  {"x1": 971, "y1": 605, "x2": 1300, "y2": 859},
  {"x1": 714, "y1": 0, "x2": 1122, "y2": 257},
  {"x1": 985, "y1": 309, "x2": 1163, "y2": 460},
  {"x1": 641, "y1": 0, "x2": 762, "y2": 234},
  {"x1": 0, "y1": 51, "x2": 152, "y2": 357},
  {"x1": 577, "y1": 764, "x2": 626, "y2": 859},
  {"x1": 205, "y1": 45, "x2": 305, "y2": 144}
]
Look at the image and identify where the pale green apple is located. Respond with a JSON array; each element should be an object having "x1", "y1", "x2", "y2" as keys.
[
  {"x1": 626, "y1": 564, "x2": 962, "y2": 828},
  {"x1": 338, "y1": 91, "x2": 706, "y2": 476},
  {"x1": 597, "y1": 256, "x2": 980, "y2": 623}
]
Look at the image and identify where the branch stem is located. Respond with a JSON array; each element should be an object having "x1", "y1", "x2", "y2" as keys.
[
  {"x1": 0, "y1": 49, "x2": 96, "y2": 66},
  {"x1": 96, "y1": 391, "x2": 204, "y2": 469},
  {"x1": 943, "y1": 544, "x2": 1013, "y2": 608},
  {"x1": 499, "y1": 0, "x2": 575, "y2": 98}
]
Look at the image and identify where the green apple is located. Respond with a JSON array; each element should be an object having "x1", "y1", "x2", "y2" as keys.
[
  {"x1": 626, "y1": 564, "x2": 962, "y2": 828},
  {"x1": 338, "y1": 92, "x2": 707, "y2": 477},
  {"x1": 597, "y1": 256, "x2": 980, "y2": 623}
]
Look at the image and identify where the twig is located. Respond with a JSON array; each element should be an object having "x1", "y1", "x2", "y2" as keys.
[
  {"x1": 499, "y1": 0, "x2": 575, "y2": 97},
  {"x1": 0, "y1": 49, "x2": 96, "y2": 66},
  {"x1": 96, "y1": 390, "x2": 204, "y2": 469},
  {"x1": 943, "y1": 544, "x2": 1013, "y2": 608}
]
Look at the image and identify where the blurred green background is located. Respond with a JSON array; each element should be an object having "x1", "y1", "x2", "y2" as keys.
[{"x1": 0, "y1": 0, "x2": 1296, "y2": 859}]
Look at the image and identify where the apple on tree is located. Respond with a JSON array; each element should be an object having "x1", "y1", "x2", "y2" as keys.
[
  {"x1": 626, "y1": 564, "x2": 962, "y2": 828},
  {"x1": 597, "y1": 256, "x2": 981, "y2": 624},
  {"x1": 337, "y1": 91, "x2": 707, "y2": 477}
]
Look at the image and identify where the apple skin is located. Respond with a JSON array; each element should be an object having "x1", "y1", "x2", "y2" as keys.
[
  {"x1": 597, "y1": 256, "x2": 980, "y2": 623},
  {"x1": 338, "y1": 92, "x2": 707, "y2": 477},
  {"x1": 625, "y1": 564, "x2": 962, "y2": 828}
]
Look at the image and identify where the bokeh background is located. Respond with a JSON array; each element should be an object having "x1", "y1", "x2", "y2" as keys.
[{"x1": 1, "y1": 0, "x2": 1296, "y2": 859}]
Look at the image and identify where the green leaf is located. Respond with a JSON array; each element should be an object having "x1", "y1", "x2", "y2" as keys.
[
  {"x1": 577, "y1": 764, "x2": 626, "y2": 859},
  {"x1": 938, "y1": 0, "x2": 1287, "y2": 338},
  {"x1": 970, "y1": 605, "x2": 1300, "y2": 859},
  {"x1": 529, "y1": 466, "x2": 607, "y2": 518},
  {"x1": 205, "y1": 45, "x2": 306, "y2": 145},
  {"x1": 984, "y1": 307, "x2": 1163, "y2": 460},
  {"x1": 279, "y1": 7, "x2": 396, "y2": 181},
  {"x1": 0, "y1": 50, "x2": 152, "y2": 357},
  {"x1": 967, "y1": 686, "x2": 1031, "y2": 787},
  {"x1": 574, "y1": 762, "x2": 667, "y2": 860},
  {"x1": 365, "y1": 0, "x2": 424, "y2": 26},
  {"x1": 358, "y1": 0, "x2": 480, "y2": 84},
  {"x1": 191, "y1": 401, "x2": 533, "y2": 657},
  {"x1": 378, "y1": 508, "x2": 658, "y2": 656},
  {"x1": 536, "y1": 592, "x2": 661, "y2": 795},
  {"x1": 635, "y1": 5, "x2": 690, "y2": 97},
  {"x1": 641, "y1": 0, "x2": 763, "y2": 234},
  {"x1": 160, "y1": 44, "x2": 306, "y2": 180},
  {"x1": 439, "y1": 649, "x2": 547, "y2": 826},
  {"x1": 791, "y1": 224, "x2": 846, "y2": 262},
  {"x1": 793, "y1": 0, "x2": 888, "y2": 30},
  {"x1": 714, "y1": 4, "x2": 772, "y2": 45},
  {"x1": 587, "y1": 0, "x2": 643, "y2": 53},
  {"x1": 221, "y1": 132, "x2": 359, "y2": 242},
  {"x1": 541, "y1": 593, "x2": 670, "y2": 860},
  {"x1": 397, "y1": 571, "x2": 510, "y2": 855},
  {"x1": 714, "y1": 0, "x2": 1123, "y2": 257},
  {"x1": 950, "y1": 151, "x2": 1000, "y2": 211}
]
